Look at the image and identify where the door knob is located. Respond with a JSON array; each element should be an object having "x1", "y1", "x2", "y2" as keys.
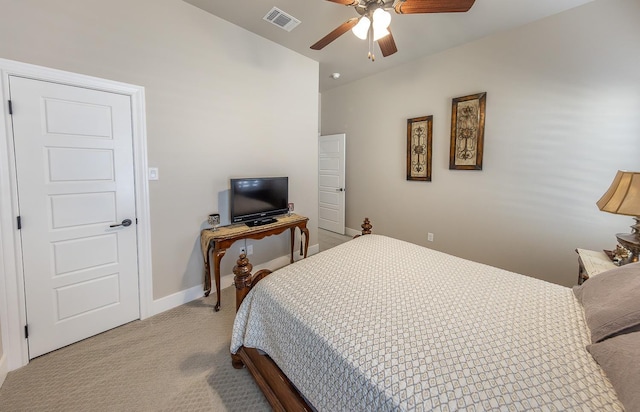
[
  {"x1": 110, "y1": 219, "x2": 133, "y2": 228},
  {"x1": 335, "y1": 188, "x2": 345, "y2": 192}
]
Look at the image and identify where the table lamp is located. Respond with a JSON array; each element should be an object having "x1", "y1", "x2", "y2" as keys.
[{"x1": 596, "y1": 170, "x2": 640, "y2": 264}]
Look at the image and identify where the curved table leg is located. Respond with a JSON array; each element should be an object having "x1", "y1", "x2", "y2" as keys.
[
  {"x1": 213, "y1": 248, "x2": 227, "y2": 311},
  {"x1": 203, "y1": 253, "x2": 212, "y2": 297},
  {"x1": 300, "y1": 227, "x2": 309, "y2": 258},
  {"x1": 289, "y1": 227, "x2": 295, "y2": 264}
]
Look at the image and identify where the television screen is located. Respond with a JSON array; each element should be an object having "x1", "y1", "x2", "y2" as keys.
[{"x1": 230, "y1": 177, "x2": 288, "y2": 226}]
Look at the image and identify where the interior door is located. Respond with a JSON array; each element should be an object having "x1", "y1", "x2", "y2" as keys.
[
  {"x1": 318, "y1": 134, "x2": 346, "y2": 234},
  {"x1": 9, "y1": 76, "x2": 140, "y2": 358}
]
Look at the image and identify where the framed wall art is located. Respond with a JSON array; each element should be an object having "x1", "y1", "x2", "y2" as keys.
[
  {"x1": 406, "y1": 115, "x2": 433, "y2": 181},
  {"x1": 449, "y1": 92, "x2": 486, "y2": 170}
]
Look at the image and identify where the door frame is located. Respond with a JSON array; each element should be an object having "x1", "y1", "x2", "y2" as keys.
[{"x1": 0, "y1": 58, "x2": 153, "y2": 371}]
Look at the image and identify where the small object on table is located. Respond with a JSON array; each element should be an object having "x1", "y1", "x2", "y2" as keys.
[
  {"x1": 606, "y1": 244, "x2": 630, "y2": 266},
  {"x1": 208, "y1": 213, "x2": 220, "y2": 231}
]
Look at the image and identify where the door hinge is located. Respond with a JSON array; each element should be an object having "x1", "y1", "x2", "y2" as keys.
[
  {"x1": 17, "y1": 215, "x2": 22, "y2": 230},
  {"x1": 25, "y1": 324, "x2": 29, "y2": 339},
  {"x1": 8, "y1": 100, "x2": 13, "y2": 115}
]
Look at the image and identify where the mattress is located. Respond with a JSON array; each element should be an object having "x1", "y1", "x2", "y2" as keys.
[{"x1": 231, "y1": 234, "x2": 622, "y2": 411}]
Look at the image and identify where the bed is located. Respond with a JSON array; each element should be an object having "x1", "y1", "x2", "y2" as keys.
[{"x1": 230, "y1": 220, "x2": 640, "y2": 411}]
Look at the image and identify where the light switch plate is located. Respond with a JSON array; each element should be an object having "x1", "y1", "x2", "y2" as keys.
[{"x1": 148, "y1": 167, "x2": 159, "y2": 181}]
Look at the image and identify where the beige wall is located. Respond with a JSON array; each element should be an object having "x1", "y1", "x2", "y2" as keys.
[
  {"x1": 0, "y1": 0, "x2": 319, "y2": 300},
  {"x1": 321, "y1": 0, "x2": 640, "y2": 286}
]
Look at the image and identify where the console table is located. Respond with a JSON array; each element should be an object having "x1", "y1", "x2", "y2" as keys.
[{"x1": 200, "y1": 214, "x2": 309, "y2": 311}]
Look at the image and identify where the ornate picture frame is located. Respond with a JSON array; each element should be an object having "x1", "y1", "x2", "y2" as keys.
[
  {"x1": 406, "y1": 115, "x2": 433, "y2": 181},
  {"x1": 449, "y1": 92, "x2": 486, "y2": 170}
]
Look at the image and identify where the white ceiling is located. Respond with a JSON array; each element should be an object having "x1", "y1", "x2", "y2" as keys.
[{"x1": 182, "y1": 0, "x2": 594, "y2": 92}]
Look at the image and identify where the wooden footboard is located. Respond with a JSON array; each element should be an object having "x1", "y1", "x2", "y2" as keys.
[
  {"x1": 231, "y1": 218, "x2": 373, "y2": 411},
  {"x1": 234, "y1": 346, "x2": 310, "y2": 411}
]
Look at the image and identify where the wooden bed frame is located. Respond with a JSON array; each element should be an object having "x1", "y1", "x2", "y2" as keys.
[{"x1": 230, "y1": 218, "x2": 373, "y2": 412}]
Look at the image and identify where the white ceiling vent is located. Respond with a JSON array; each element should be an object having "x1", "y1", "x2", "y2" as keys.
[{"x1": 263, "y1": 7, "x2": 301, "y2": 32}]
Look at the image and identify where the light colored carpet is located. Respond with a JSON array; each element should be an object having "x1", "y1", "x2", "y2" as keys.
[
  {"x1": 1, "y1": 233, "x2": 351, "y2": 411},
  {"x1": 318, "y1": 228, "x2": 351, "y2": 252},
  {"x1": 0, "y1": 286, "x2": 270, "y2": 411}
]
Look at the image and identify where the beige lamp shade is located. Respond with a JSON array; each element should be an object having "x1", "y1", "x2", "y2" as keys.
[{"x1": 597, "y1": 171, "x2": 640, "y2": 216}]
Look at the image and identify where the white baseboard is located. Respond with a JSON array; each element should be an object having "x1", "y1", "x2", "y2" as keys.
[
  {"x1": 0, "y1": 352, "x2": 7, "y2": 389},
  {"x1": 150, "y1": 284, "x2": 204, "y2": 316},
  {"x1": 150, "y1": 243, "x2": 320, "y2": 317},
  {"x1": 345, "y1": 226, "x2": 361, "y2": 237}
]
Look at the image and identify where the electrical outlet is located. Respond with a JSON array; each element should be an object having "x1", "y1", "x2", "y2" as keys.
[
  {"x1": 247, "y1": 245, "x2": 254, "y2": 255},
  {"x1": 428, "y1": 232, "x2": 434, "y2": 242},
  {"x1": 240, "y1": 246, "x2": 246, "y2": 255}
]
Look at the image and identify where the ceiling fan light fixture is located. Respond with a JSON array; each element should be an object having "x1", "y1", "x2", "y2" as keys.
[
  {"x1": 372, "y1": 8, "x2": 391, "y2": 41},
  {"x1": 372, "y1": 8, "x2": 391, "y2": 30},
  {"x1": 313, "y1": 0, "x2": 475, "y2": 59},
  {"x1": 373, "y1": 27, "x2": 390, "y2": 41},
  {"x1": 351, "y1": 16, "x2": 370, "y2": 40}
]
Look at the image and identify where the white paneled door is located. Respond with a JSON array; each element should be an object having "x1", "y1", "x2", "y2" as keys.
[
  {"x1": 318, "y1": 134, "x2": 346, "y2": 234},
  {"x1": 10, "y1": 76, "x2": 140, "y2": 358}
]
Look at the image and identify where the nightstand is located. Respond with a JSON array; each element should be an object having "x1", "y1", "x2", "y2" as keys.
[{"x1": 575, "y1": 248, "x2": 617, "y2": 285}]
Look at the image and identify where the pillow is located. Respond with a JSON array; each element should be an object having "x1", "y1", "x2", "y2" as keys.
[
  {"x1": 588, "y1": 332, "x2": 640, "y2": 412},
  {"x1": 572, "y1": 261, "x2": 640, "y2": 343}
]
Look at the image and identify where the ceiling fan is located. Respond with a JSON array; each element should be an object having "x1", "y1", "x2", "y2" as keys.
[{"x1": 310, "y1": 0, "x2": 477, "y2": 61}]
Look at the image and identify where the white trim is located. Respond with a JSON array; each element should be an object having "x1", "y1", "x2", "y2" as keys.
[
  {"x1": 130, "y1": 89, "x2": 153, "y2": 321},
  {"x1": 0, "y1": 58, "x2": 152, "y2": 371},
  {"x1": 345, "y1": 226, "x2": 361, "y2": 237},
  {"x1": 151, "y1": 284, "x2": 205, "y2": 316},
  {"x1": 0, "y1": 352, "x2": 7, "y2": 388},
  {"x1": 309, "y1": 243, "x2": 320, "y2": 256},
  {"x1": 0, "y1": 197, "x2": 16, "y2": 376},
  {"x1": 151, "y1": 243, "x2": 320, "y2": 316}
]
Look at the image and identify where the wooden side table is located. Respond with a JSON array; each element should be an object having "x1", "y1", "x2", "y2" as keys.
[
  {"x1": 575, "y1": 248, "x2": 617, "y2": 285},
  {"x1": 200, "y1": 214, "x2": 309, "y2": 311}
]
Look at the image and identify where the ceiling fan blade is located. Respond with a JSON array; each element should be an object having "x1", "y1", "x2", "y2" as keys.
[
  {"x1": 378, "y1": 30, "x2": 398, "y2": 57},
  {"x1": 394, "y1": 0, "x2": 476, "y2": 14},
  {"x1": 325, "y1": 0, "x2": 359, "y2": 5},
  {"x1": 310, "y1": 18, "x2": 359, "y2": 50}
]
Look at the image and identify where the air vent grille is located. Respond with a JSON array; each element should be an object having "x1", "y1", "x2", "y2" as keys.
[{"x1": 263, "y1": 7, "x2": 301, "y2": 32}]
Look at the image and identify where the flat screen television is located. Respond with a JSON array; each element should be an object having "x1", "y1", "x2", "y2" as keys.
[{"x1": 230, "y1": 177, "x2": 289, "y2": 226}]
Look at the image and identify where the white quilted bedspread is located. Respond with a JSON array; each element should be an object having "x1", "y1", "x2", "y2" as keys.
[{"x1": 231, "y1": 235, "x2": 622, "y2": 411}]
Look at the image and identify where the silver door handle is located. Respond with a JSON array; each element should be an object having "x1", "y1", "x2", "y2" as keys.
[
  {"x1": 335, "y1": 188, "x2": 345, "y2": 192},
  {"x1": 110, "y1": 218, "x2": 132, "y2": 228}
]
